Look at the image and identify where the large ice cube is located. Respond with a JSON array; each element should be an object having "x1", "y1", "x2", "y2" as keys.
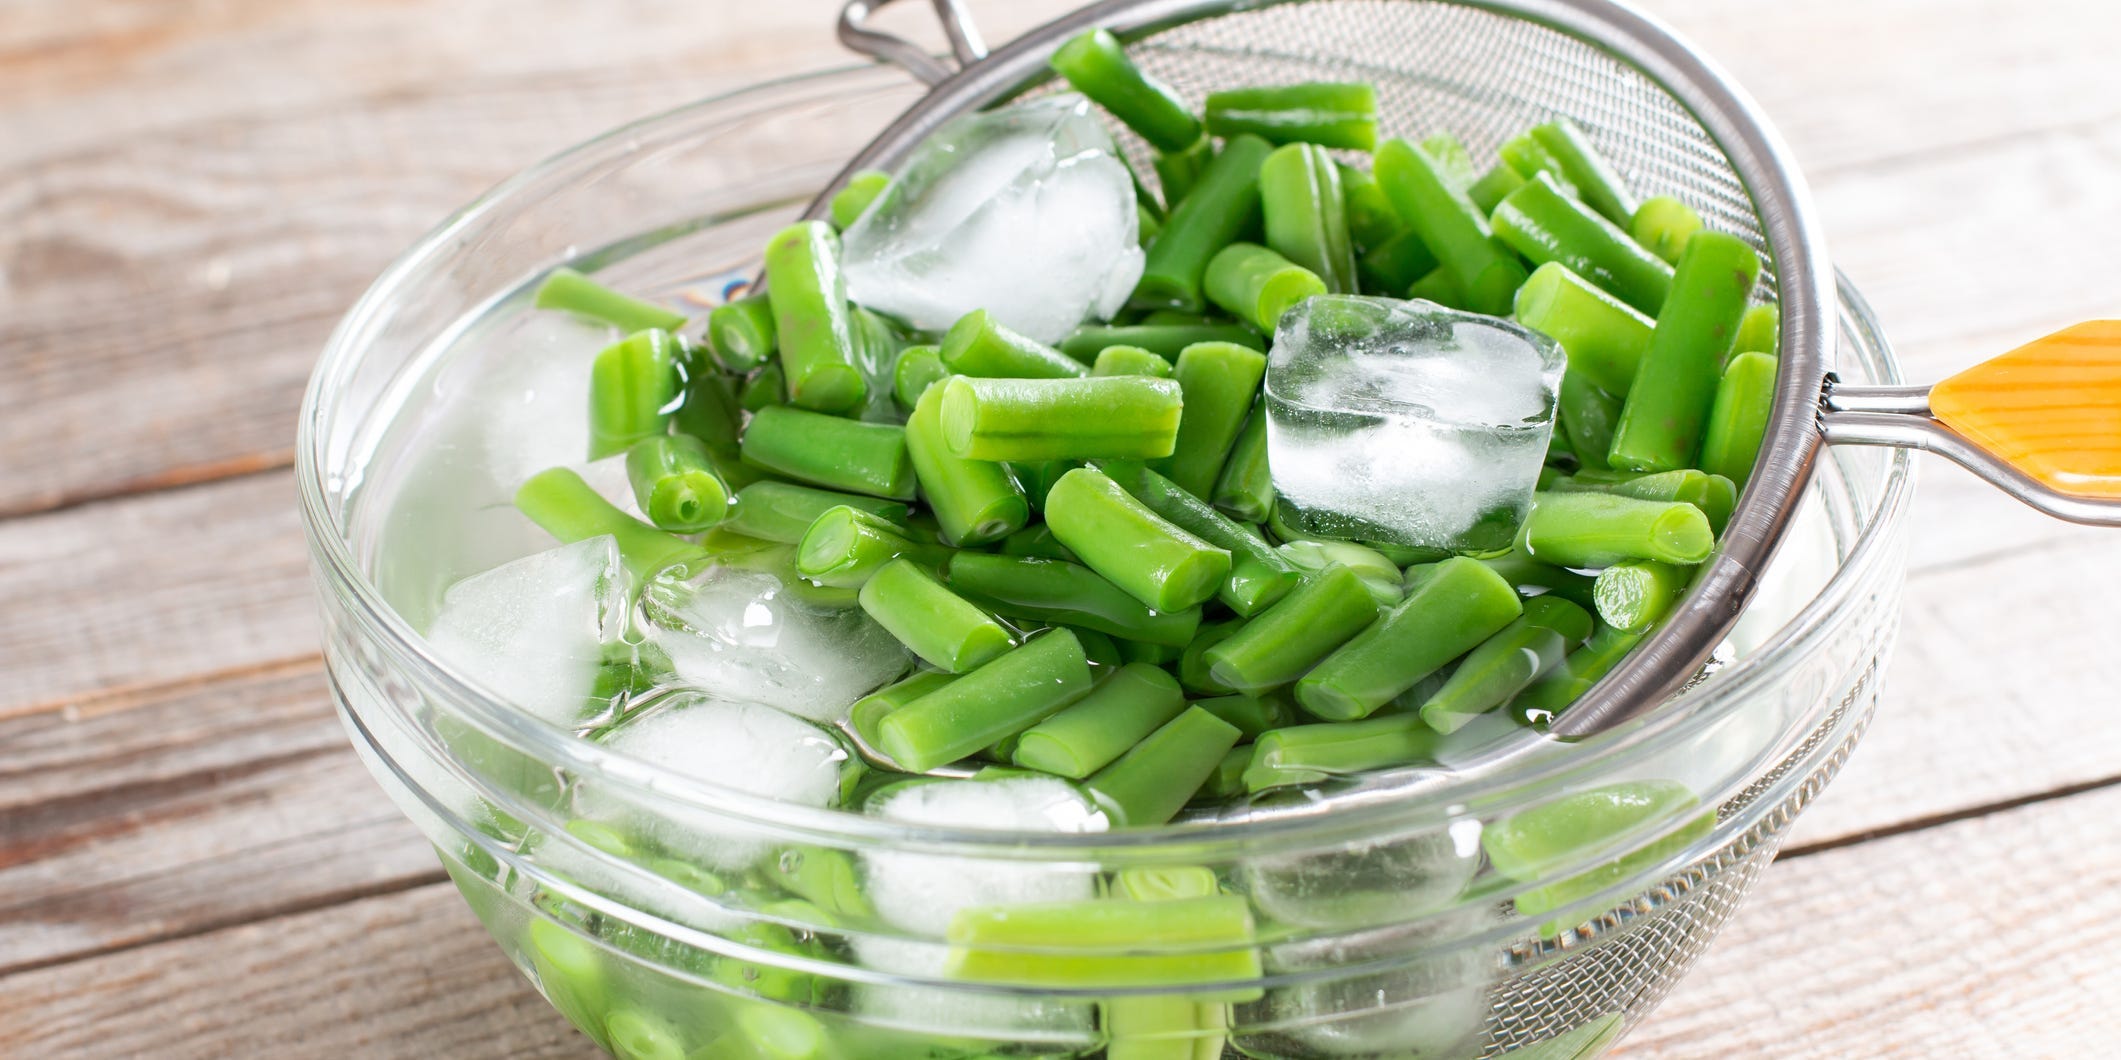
[
  {"x1": 424, "y1": 536, "x2": 629, "y2": 728},
  {"x1": 860, "y1": 776, "x2": 1107, "y2": 938},
  {"x1": 1266, "y1": 296, "x2": 1565, "y2": 553},
  {"x1": 841, "y1": 94, "x2": 1143, "y2": 345},
  {"x1": 641, "y1": 566, "x2": 909, "y2": 725}
]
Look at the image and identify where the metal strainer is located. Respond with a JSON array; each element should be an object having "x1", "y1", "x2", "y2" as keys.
[{"x1": 819, "y1": 0, "x2": 2121, "y2": 737}]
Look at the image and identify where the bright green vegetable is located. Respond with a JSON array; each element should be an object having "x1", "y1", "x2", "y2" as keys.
[
  {"x1": 945, "y1": 553, "x2": 1203, "y2": 648},
  {"x1": 624, "y1": 434, "x2": 731, "y2": 532},
  {"x1": 1518, "y1": 491, "x2": 1716, "y2": 568},
  {"x1": 795, "y1": 505, "x2": 944, "y2": 589},
  {"x1": 939, "y1": 375, "x2": 1185, "y2": 462},
  {"x1": 1491, "y1": 173, "x2": 1673, "y2": 317},
  {"x1": 1734, "y1": 302, "x2": 1780, "y2": 355},
  {"x1": 1406, "y1": 264, "x2": 1468, "y2": 309},
  {"x1": 1421, "y1": 131, "x2": 1480, "y2": 190},
  {"x1": 1511, "y1": 623, "x2": 1642, "y2": 722},
  {"x1": 1296, "y1": 557, "x2": 1526, "y2": 721},
  {"x1": 851, "y1": 670, "x2": 958, "y2": 751},
  {"x1": 1699, "y1": 351, "x2": 1778, "y2": 488},
  {"x1": 905, "y1": 384, "x2": 1029, "y2": 547},
  {"x1": 1178, "y1": 618, "x2": 1243, "y2": 696},
  {"x1": 829, "y1": 169, "x2": 891, "y2": 230},
  {"x1": 1135, "y1": 134, "x2": 1274, "y2": 312},
  {"x1": 1202, "y1": 82, "x2": 1377, "y2": 150},
  {"x1": 1513, "y1": 261, "x2": 1656, "y2": 397},
  {"x1": 740, "y1": 404, "x2": 916, "y2": 500},
  {"x1": 587, "y1": 329, "x2": 682, "y2": 459},
  {"x1": 1159, "y1": 341, "x2": 1271, "y2": 496},
  {"x1": 1058, "y1": 323, "x2": 1264, "y2": 362},
  {"x1": 1592, "y1": 560, "x2": 1692, "y2": 634},
  {"x1": 720, "y1": 481, "x2": 907, "y2": 544},
  {"x1": 762, "y1": 220, "x2": 866, "y2": 413},
  {"x1": 704, "y1": 293, "x2": 776, "y2": 373},
  {"x1": 1608, "y1": 231, "x2": 1762, "y2": 472},
  {"x1": 1529, "y1": 118, "x2": 1639, "y2": 227},
  {"x1": 515, "y1": 468, "x2": 706, "y2": 581},
  {"x1": 1242, "y1": 712, "x2": 1445, "y2": 792},
  {"x1": 1482, "y1": 780, "x2": 1714, "y2": 922},
  {"x1": 1629, "y1": 195, "x2": 1702, "y2": 265},
  {"x1": 1013, "y1": 662, "x2": 1188, "y2": 778},
  {"x1": 1203, "y1": 243, "x2": 1327, "y2": 334},
  {"x1": 891, "y1": 345, "x2": 949, "y2": 409},
  {"x1": 673, "y1": 364, "x2": 744, "y2": 451},
  {"x1": 1211, "y1": 405, "x2": 1274, "y2": 524},
  {"x1": 1480, "y1": 552, "x2": 1599, "y2": 612},
  {"x1": 1563, "y1": 468, "x2": 1737, "y2": 534},
  {"x1": 1357, "y1": 228, "x2": 1441, "y2": 296},
  {"x1": 1419, "y1": 596, "x2": 1594, "y2": 734},
  {"x1": 941, "y1": 309, "x2": 1090, "y2": 379},
  {"x1": 1497, "y1": 131, "x2": 1577, "y2": 196},
  {"x1": 875, "y1": 630, "x2": 1094, "y2": 773},
  {"x1": 1259, "y1": 143, "x2": 1358, "y2": 293},
  {"x1": 859, "y1": 558, "x2": 1016, "y2": 672},
  {"x1": 1372, "y1": 138, "x2": 1526, "y2": 316},
  {"x1": 528, "y1": 918, "x2": 615, "y2": 1052},
  {"x1": 1049, "y1": 29, "x2": 1202, "y2": 153},
  {"x1": 998, "y1": 524, "x2": 1075, "y2": 562},
  {"x1": 1338, "y1": 164, "x2": 1402, "y2": 250},
  {"x1": 946, "y1": 894, "x2": 1260, "y2": 994},
  {"x1": 535, "y1": 267, "x2": 686, "y2": 334},
  {"x1": 1083, "y1": 706, "x2": 1244, "y2": 827},
  {"x1": 1098, "y1": 460, "x2": 1301, "y2": 616},
  {"x1": 1009, "y1": 458, "x2": 1079, "y2": 510},
  {"x1": 1275, "y1": 539, "x2": 1402, "y2": 606},
  {"x1": 1204, "y1": 565, "x2": 1380, "y2": 694},
  {"x1": 1092, "y1": 344, "x2": 1176, "y2": 378},
  {"x1": 1558, "y1": 372, "x2": 1623, "y2": 468},
  {"x1": 739, "y1": 360, "x2": 785, "y2": 411},
  {"x1": 1192, "y1": 693, "x2": 1295, "y2": 739},
  {"x1": 1153, "y1": 137, "x2": 1214, "y2": 207},
  {"x1": 1467, "y1": 162, "x2": 1528, "y2": 216},
  {"x1": 1044, "y1": 467, "x2": 1232, "y2": 612}
]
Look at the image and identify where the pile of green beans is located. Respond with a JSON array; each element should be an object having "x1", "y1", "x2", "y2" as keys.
[{"x1": 512, "y1": 27, "x2": 1783, "y2": 824}]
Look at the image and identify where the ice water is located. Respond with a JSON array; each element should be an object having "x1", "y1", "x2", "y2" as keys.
[{"x1": 1265, "y1": 295, "x2": 1565, "y2": 553}]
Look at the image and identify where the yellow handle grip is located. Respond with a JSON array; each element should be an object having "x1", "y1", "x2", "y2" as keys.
[{"x1": 1929, "y1": 320, "x2": 2121, "y2": 500}]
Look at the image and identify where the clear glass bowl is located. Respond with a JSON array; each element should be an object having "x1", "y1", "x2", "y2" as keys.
[{"x1": 299, "y1": 65, "x2": 1912, "y2": 1060}]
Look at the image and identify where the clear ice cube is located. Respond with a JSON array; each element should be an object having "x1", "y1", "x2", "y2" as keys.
[
  {"x1": 423, "y1": 536, "x2": 629, "y2": 728},
  {"x1": 1265, "y1": 296, "x2": 1565, "y2": 553},
  {"x1": 860, "y1": 776, "x2": 1107, "y2": 938},
  {"x1": 841, "y1": 94, "x2": 1144, "y2": 345}
]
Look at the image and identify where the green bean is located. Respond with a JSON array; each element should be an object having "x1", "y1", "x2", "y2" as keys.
[
  {"x1": 1357, "y1": 229, "x2": 1441, "y2": 297},
  {"x1": 1098, "y1": 459, "x2": 1300, "y2": 616},
  {"x1": 705, "y1": 293, "x2": 777, "y2": 373},
  {"x1": 587, "y1": 329, "x2": 682, "y2": 459},
  {"x1": 1091, "y1": 344, "x2": 1175, "y2": 378},
  {"x1": 1518, "y1": 491, "x2": 1716, "y2": 568},
  {"x1": 1275, "y1": 539, "x2": 1402, "y2": 606},
  {"x1": 624, "y1": 434, "x2": 731, "y2": 532},
  {"x1": 1200, "y1": 744, "x2": 1254, "y2": 801},
  {"x1": 1178, "y1": 618, "x2": 1244, "y2": 696},
  {"x1": 1372, "y1": 138, "x2": 1526, "y2": 316},
  {"x1": 1490, "y1": 173, "x2": 1673, "y2": 317},
  {"x1": 1566, "y1": 468, "x2": 1736, "y2": 533},
  {"x1": 1480, "y1": 552, "x2": 1600, "y2": 611},
  {"x1": 1203, "y1": 242, "x2": 1325, "y2": 335},
  {"x1": 795, "y1": 505, "x2": 943, "y2": 588},
  {"x1": 1699, "y1": 351, "x2": 1778, "y2": 489},
  {"x1": 1337, "y1": 164, "x2": 1402, "y2": 250},
  {"x1": 765, "y1": 846, "x2": 875, "y2": 922},
  {"x1": 1162, "y1": 342, "x2": 1272, "y2": 496},
  {"x1": 1481, "y1": 780, "x2": 1713, "y2": 925},
  {"x1": 941, "y1": 309, "x2": 1090, "y2": 379},
  {"x1": 945, "y1": 553, "x2": 1203, "y2": 647},
  {"x1": 602, "y1": 1008, "x2": 688, "y2": 1060},
  {"x1": 1135, "y1": 134, "x2": 1274, "y2": 312},
  {"x1": 850, "y1": 669, "x2": 958, "y2": 751},
  {"x1": 859, "y1": 558, "x2": 1015, "y2": 672},
  {"x1": 1405, "y1": 265, "x2": 1468, "y2": 309},
  {"x1": 939, "y1": 375, "x2": 1184, "y2": 461},
  {"x1": 1044, "y1": 468, "x2": 1232, "y2": 612},
  {"x1": 850, "y1": 306, "x2": 911, "y2": 423},
  {"x1": 1202, "y1": 82, "x2": 1377, "y2": 150},
  {"x1": 740, "y1": 405, "x2": 916, "y2": 500},
  {"x1": 1058, "y1": 323, "x2": 1264, "y2": 362},
  {"x1": 721, "y1": 481, "x2": 908, "y2": 544},
  {"x1": 1204, "y1": 565, "x2": 1379, "y2": 694},
  {"x1": 1153, "y1": 137, "x2": 1214, "y2": 207},
  {"x1": 515, "y1": 468, "x2": 706, "y2": 581},
  {"x1": 1083, "y1": 707, "x2": 1244, "y2": 827},
  {"x1": 1013, "y1": 663, "x2": 1189, "y2": 779},
  {"x1": 1117, "y1": 638, "x2": 1182, "y2": 666},
  {"x1": 1466, "y1": 161, "x2": 1527, "y2": 216},
  {"x1": 1049, "y1": 29, "x2": 1202, "y2": 153},
  {"x1": 534, "y1": 267, "x2": 686, "y2": 334},
  {"x1": 528, "y1": 919, "x2": 614, "y2": 1052},
  {"x1": 904, "y1": 384, "x2": 1029, "y2": 547},
  {"x1": 739, "y1": 360, "x2": 785, "y2": 411},
  {"x1": 829, "y1": 169, "x2": 891, "y2": 230},
  {"x1": 1211, "y1": 405, "x2": 1274, "y2": 524},
  {"x1": 1558, "y1": 372, "x2": 1623, "y2": 469},
  {"x1": 1629, "y1": 195, "x2": 1701, "y2": 266},
  {"x1": 945, "y1": 894, "x2": 1260, "y2": 991},
  {"x1": 891, "y1": 344, "x2": 949, "y2": 409},
  {"x1": 1511, "y1": 624, "x2": 1642, "y2": 723},
  {"x1": 1608, "y1": 231, "x2": 1762, "y2": 472},
  {"x1": 875, "y1": 630, "x2": 1094, "y2": 773},
  {"x1": 762, "y1": 220, "x2": 865, "y2": 413},
  {"x1": 1421, "y1": 132, "x2": 1479, "y2": 189},
  {"x1": 1294, "y1": 557, "x2": 1524, "y2": 720},
  {"x1": 1529, "y1": 119, "x2": 1640, "y2": 227},
  {"x1": 1137, "y1": 203, "x2": 1162, "y2": 248},
  {"x1": 998, "y1": 524, "x2": 1075, "y2": 562},
  {"x1": 1419, "y1": 596, "x2": 1593, "y2": 734},
  {"x1": 1513, "y1": 261, "x2": 1656, "y2": 397},
  {"x1": 1241, "y1": 712, "x2": 1445, "y2": 792},
  {"x1": 672, "y1": 363, "x2": 742, "y2": 449},
  {"x1": 1734, "y1": 303, "x2": 1780, "y2": 356},
  {"x1": 1192, "y1": 693, "x2": 1295, "y2": 739},
  {"x1": 1498, "y1": 132, "x2": 1576, "y2": 195},
  {"x1": 1260, "y1": 143, "x2": 1358, "y2": 293},
  {"x1": 1592, "y1": 560, "x2": 1692, "y2": 634}
]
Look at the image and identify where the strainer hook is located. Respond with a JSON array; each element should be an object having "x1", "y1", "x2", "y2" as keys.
[{"x1": 840, "y1": 0, "x2": 990, "y2": 86}]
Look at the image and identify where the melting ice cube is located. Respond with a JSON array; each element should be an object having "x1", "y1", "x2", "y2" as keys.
[
  {"x1": 1265, "y1": 296, "x2": 1565, "y2": 552},
  {"x1": 859, "y1": 775, "x2": 1106, "y2": 938},
  {"x1": 424, "y1": 536, "x2": 629, "y2": 728}
]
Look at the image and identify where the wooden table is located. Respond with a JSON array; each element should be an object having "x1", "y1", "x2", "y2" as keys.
[{"x1": 4, "y1": 0, "x2": 2118, "y2": 1054}]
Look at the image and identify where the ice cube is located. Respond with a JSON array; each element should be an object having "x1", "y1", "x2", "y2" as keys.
[
  {"x1": 1235, "y1": 906, "x2": 1498, "y2": 1060},
  {"x1": 860, "y1": 776, "x2": 1107, "y2": 938},
  {"x1": 1238, "y1": 823, "x2": 1482, "y2": 929},
  {"x1": 471, "y1": 313, "x2": 604, "y2": 492},
  {"x1": 641, "y1": 566, "x2": 909, "y2": 725},
  {"x1": 850, "y1": 936, "x2": 1097, "y2": 1047},
  {"x1": 424, "y1": 536, "x2": 629, "y2": 728},
  {"x1": 1266, "y1": 295, "x2": 1565, "y2": 553},
  {"x1": 841, "y1": 93, "x2": 1144, "y2": 345}
]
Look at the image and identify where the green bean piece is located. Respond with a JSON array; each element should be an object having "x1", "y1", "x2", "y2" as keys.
[
  {"x1": 1497, "y1": 132, "x2": 1578, "y2": 197},
  {"x1": 1608, "y1": 231, "x2": 1762, "y2": 472},
  {"x1": 1511, "y1": 624, "x2": 1642, "y2": 722},
  {"x1": 586, "y1": 329, "x2": 682, "y2": 459},
  {"x1": 673, "y1": 363, "x2": 742, "y2": 448},
  {"x1": 1629, "y1": 195, "x2": 1702, "y2": 266},
  {"x1": 829, "y1": 169, "x2": 891, "y2": 230},
  {"x1": 1099, "y1": 459, "x2": 1300, "y2": 616},
  {"x1": 1202, "y1": 82, "x2": 1377, "y2": 150},
  {"x1": 1518, "y1": 491, "x2": 1716, "y2": 568},
  {"x1": 1294, "y1": 557, "x2": 1524, "y2": 720},
  {"x1": 1558, "y1": 372, "x2": 1623, "y2": 469},
  {"x1": 1138, "y1": 203, "x2": 1163, "y2": 248},
  {"x1": 1275, "y1": 539, "x2": 1403, "y2": 606},
  {"x1": 946, "y1": 894, "x2": 1260, "y2": 992},
  {"x1": 740, "y1": 404, "x2": 916, "y2": 500},
  {"x1": 859, "y1": 558, "x2": 1016, "y2": 672},
  {"x1": 1593, "y1": 560, "x2": 1692, "y2": 634},
  {"x1": 795, "y1": 505, "x2": 943, "y2": 588},
  {"x1": 1083, "y1": 707, "x2": 1244, "y2": 827},
  {"x1": 1092, "y1": 344, "x2": 1176, "y2": 378},
  {"x1": 1259, "y1": 143, "x2": 1358, "y2": 293},
  {"x1": 1008, "y1": 459, "x2": 1079, "y2": 510},
  {"x1": 1547, "y1": 428, "x2": 1577, "y2": 467},
  {"x1": 1466, "y1": 162, "x2": 1527, "y2": 216},
  {"x1": 850, "y1": 669, "x2": 958, "y2": 751},
  {"x1": 1419, "y1": 596, "x2": 1593, "y2": 734},
  {"x1": 534, "y1": 267, "x2": 686, "y2": 334},
  {"x1": 739, "y1": 360, "x2": 785, "y2": 411},
  {"x1": 1569, "y1": 468, "x2": 1736, "y2": 534},
  {"x1": 941, "y1": 309, "x2": 1090, "y2": 379},
  {"x1": 1203, "y1": 243, "x2": 1327, "y2": 334},
  {"x1": 875, "y1": 630, "x2": 1094, "y2": 773},
  {"x1": 939, "y1": 375, "x2": 1185, "y2": 462},
  {"x1": 1178, "y1": 618, "x2": 1244, "y2": 696},
  {"x1": 1734, "y1": 302, "x2": 1780, "y2": 356},
  {"x1": 1482, "y1": 780, "x2": 1714, "y2": 925},
  {"x1": 1153, "y1": 137, "x2": 1214, "y2": 207},
  {"x1": 706, "y1": 292, "x2": 777, "y2": 372},
  {"x1": 1421, "y1": 132, "x2": 1480, "y2": 190},
  {"x1": 1529, "y1": 119, "x2": 1640, "y2": 227},
  {"x1": 1211, "y1": 405, "x2": 1274, "y2": 524},
  {"x1": 1161, "y1": 342, "x2": 1272, "y2": 497},
  {"x1": 1338, "y1": 164, "x2": 1402, "y2": 251},
  {"x1": 1405, "y1": 264, "x2": 1468, "y2": 309},
  {"x1": 1200, "y1": 744, "x2": 1254, "y2": 802},
  {"x1": 1192, "y1": 693, "x2": 1295, "y2": 739},
  {"x1": 1241, "y1": 712, "x2": 1445, "y2": 792},
  {"x1": 1481, "y1": 552, "x2": 1600, "y2": 611},
  {"x1": 1699, "y1": 351, "x2": 1778, "y2": 490},
  {"x1": 603, "y1": 1008, "x2": 689, "y2": 1060},
  {"x1": 528, "y1": 919, "x2": 615, "y2": 1051},
  {"x1": 1491, "y1": 173, "x2": 1673, "y2": 317},
  {"x1": 1205, "y1": 565, "x2": 1379, "y2": 694},
  {"x1": 891, "y1": 344, "x2": 949, "y2": 409},
  {"x1": 1372, "y1": 138, "x2": 1527, "y2": 316},
  {"x1": 1357, "y1": 229, "x2": 1442, "y2": 297},
  {"x1": 762, "y1": 220, "x2": 866, "y2": 413},
  {"x1": 624, "y1": 434, "x2": 731, "y2": 533},
  {"x1": 999, "y1": 523, "x2": 1076, "y2": 562},
  {"x1": 1012, "y1": 663, "x2": 1189, "y2": 779},
  {"x1": 945, "y1": 553, "x2": 1203, "y2": 647},
  {"x1": 849, "y1": 306, "x2": 911, "y2": 423},
  {"x1": 1058, "y1": 323, "x2": 1264, "y2": 362},
  {"x1": 1513, "y1": 261, "x2": 1656, "y2": 396},
  {"x1": 1135, "y1": 134, "x2": 1274, "y2": 312},
  {"x1": 1049, "y1": 29, "x2": 1202, "y2": 152},
  {"x1": 721, "y1": 481, "x2": 909, "y2": 544},
  {"x1": 900, "y1": 387, "x2": 1026, "y2": 548},
  {"x1": 1044, "y1": 468, "x2": 1232, "y2": 612},
  {"x1": 515, "y1": 468, "x2": 706, "y2": 581},
  {"x1": 1117, "y1": 638, "x2": 1182, "y2": 666},
  {"x1": 766, "y1": 846, "x2": 875, "y2": 923}
]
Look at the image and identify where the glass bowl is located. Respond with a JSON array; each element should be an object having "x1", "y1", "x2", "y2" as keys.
[{"x1": 298, "y1": 64, "x2": 1912, "y2": 1060}]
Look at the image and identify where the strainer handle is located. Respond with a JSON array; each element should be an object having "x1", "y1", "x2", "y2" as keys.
[{"x1": 839, "y1": 0, "x2": 989, "y2": 86}]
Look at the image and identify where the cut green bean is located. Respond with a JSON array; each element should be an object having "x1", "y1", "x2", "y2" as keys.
[
  {"x1": 741, "y1": 404, "x2": 916, "y2": 500},
  {"x1": 1211, "y1": 405, "x2": 1274, "y2": 524},
  {"x1": 946, "y1": 894, "x2": 1259, "y2": 994},
  {"x1": 1044, "y1": 467, "x2": 1231, "y2": 612},
  {"x1": 1242, "y1": 712, "x2": 1445, "y2": 792},
  {"x1": 765, "y1": 846, "x2": 875, "y2": 923},
  {"x1": 515, "y1": 468, "x2": 705, "y2": 581},
  {"x1": 1153, "y1": 137, "x2": 1214, "y2": 207},
  {"x1": 1568, "y1": 468, "x2": 1736, "y2": 535},
  {"x1": 939, "y1": 375, "x2": 1184, "y2": 462},
  {"x1": 1699, "y1": 351, "x2": 1778, "y2": 489},
  {"x1": 998, "y1": 524, "x2": 1075, "y2": 562},
  {"x1": 1205, "y1": 565, "x2": 1379, "y2": 694},
  {"x1": 1480, "y1": 552, "x2": 1599, "y2": 611},
  {"x1": 860, "y1": 558, "x2": 1016, "y2": 672},
  {"x1": 875, "y1": 630, "x2": 1094, "y2": 773},
  {"x1": 892, "y1": 345, "x2": 949, "y2": 408},
  {"x1": 1192, "y1": 693, "x2": 1295, "y2": 739},
  {"x1": 1629, "y1": 195, "x2": 1702, "y2": 266},
  {"x1": 905, "y1": 383, "x2": 1029, "y2": 547},
  {"x1": 1518, "y1": 491, "x2": 1716, "y2": 568},
  {"x1": 1372, "y1": 138, "x2": 1527, "y2": 316},
  {"x1": 739, "y1": 361, "x2": 785, "y2": 411},
  {"x1": 1338, "y1": 164, "x2": 1402, "y2": 251},
  {"x1": 673, "y1": 364, "x2": 743, "y2": 449},
  {"x1": 1608, "y1": 231, "x2": 1762, "y2": 472},
  {"x1": 1357, "y1": 229, "x2": 1441, "y2": 297},
  {"x1": 1178, "y1": 618, "x2": 1244, "y2": 696},
  {"x1": 1203, "y1": 243, "x2": 1326, "y2": 334},
  {"x1": 706, "y1": 293, "x2": 777, "y2": 373},
  {"x1": 625, "y1": 434, "x2": 731, "y2": 532},
  {"x1": 762, "y1": 220, "x2": 865, "y2": 413},
  {"x1": 1162, "y1": 342, "x2": 1272, "y2": 496},
  {"x1": 1592, "y1": 560, "x2": 1692, "y2": 634},
  {"x1": 1098, "y1": 459, "x2": 1300, "y2": 616},
  {"x1": 1092, "y1": 344, "x2": 1175, "y2": 378},
  {"x1": 1491, "y1": 173, "x2": 1673, "y2": 317},
  {"x1": 941, "y1": 309, "x2": 1090, "y2": 379},
  {"x1": 1498, "y1": 132, "x2": 1577, "y2": 196},
  {"x1": 1419, "y1": 596, "x2": 1594, "y2": 734},
  {"x1": 1511, "y1": 624, "x2": 1643, "y2": 722},
  {"x1": 851, "y1": 670, "x2": 958, "y2": 751},
  {"x1": 1260, "y1": 143, "x2": 1358, "y2": 294},
  {"x1": 1202, "y1": 82, "x2": 1377, "y2": 150},
  {"x1": 1467, "y1": 162, "x2": 1528, "y2": 216},
  {"x1": 795, "y1": 505, "x2": 944, "y2": 588},
  {"x1": 1513, "y1": 262, "x2": 1656, "y2": 397},
  {"x1": 1275, "y1": 539, "x2": 1402, "y2": 606},
  {"x1": 1058, "y1": 324, "x2": 1264, "y2": 362},
  {"x1": 1009, "y1": 459, "x2": 1079, "y2": 510},
  {"x1": 1013, "y1": 663, "x2": 1188, "y2": 779},
  {"x1": 1294, "y1": 557, "x2": 1524, "y2": 720},
  {"x1": 1135, "y1": 134, "x2": 1274, "y2": 312},
  {"x1": 1138, "y1": 203, "x2": 1162, "y2": 248},
  {"x1": 829, "y1": 169, "x2": 891, "y2": 230},
  {"x1": 945, "y1": 553, "x2": 1203, "y2": 648},
  {"x1": 1734, "y1": 303, "x2": 1780, "y2": 356},
  {"x1": 1529, "y1": 119, "x2": 1640, "y2": 227},
  {"x1": 587, "y1": 329, "x2": 682, "y2": 459},
  {"x1": 1072, "y1": 628, "x2": 1125, "y2": 671},
  {"x1": 535, "y1": 267, "x2": 686, "y2": 334},
  {"x1": 1481, "y1": 780, "x2": 1713, "y2": 924},
  {"x1": 721, "y1": 481, "x2": 908, "y2": 544},
  {"x1": 528, "y1": 919, "x2": 614, "y2": 1052},
  {"x1": 1083, "y1": 707, "x2": 1243, "y2": 827},
  {"x1": 1422, "y1": 132, "x2": 1480, "y2": 190},
  {"x1": 1117, "y1": 638, "x2": 1182, "y2": 666},
  {"x1": 1201, "y1": 745, "x2": 1253, "y2": 802},
  {"x1": 1405, "y1": 264, "x2": 1468, "y2": 309},
  {"x1": 1558, "y1": 372, "x2": 1623, "y2": 469},
  {"x1": 1049, "y1": 29, "x2": 1202, "y2": 153}
]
